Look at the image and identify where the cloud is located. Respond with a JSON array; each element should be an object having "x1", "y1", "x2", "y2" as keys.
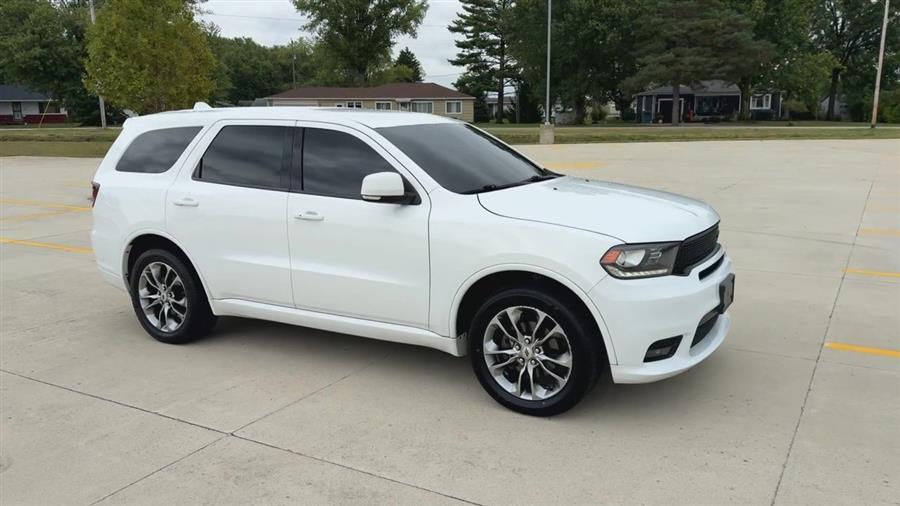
[{"x1": 197, "y1": 0, "x2": 465, "y2": 88}]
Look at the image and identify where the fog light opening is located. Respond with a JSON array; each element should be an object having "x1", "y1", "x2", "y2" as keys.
[{"x1": 644, "y1": 336, "x2": 683, "y2": 363}]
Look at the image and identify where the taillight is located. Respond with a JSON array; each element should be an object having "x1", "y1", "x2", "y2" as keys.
[{"x1": 91, "y1": 181, "x2": 100, "y2": 207}]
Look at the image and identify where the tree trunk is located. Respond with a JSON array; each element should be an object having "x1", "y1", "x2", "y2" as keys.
[
  {"x1": 738, "y1": 77, "x2": 752, "y2": 121},
  {"x1": 671, "y1": 80, "x2": 680, "y2": 126},
  {"x1": 826, "y1": 68, "x2": 840, "y2": 121},
  {"x1": 574, "y1": 95, "x2": 586, "y2": 125}
]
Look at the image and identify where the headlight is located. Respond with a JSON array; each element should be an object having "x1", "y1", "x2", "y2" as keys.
[{"x1": 600, "y1": 242, "x2": 680, "y2": 279}]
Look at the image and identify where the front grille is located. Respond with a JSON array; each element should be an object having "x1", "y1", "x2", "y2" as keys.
[
  {"x1": 691, "y1": 312, "x2": 719, "y2": 347},
  {"x1": 674, "y1": 223, "x2": 719, "y2": 274}
]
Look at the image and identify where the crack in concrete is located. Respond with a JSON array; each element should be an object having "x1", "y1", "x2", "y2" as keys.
[
  {"x1": 1, "y1": 359, "x2": 482, "y2": 505},
  {"x1": 769, "y1": 179, "x2": 875, "y2": 505}
]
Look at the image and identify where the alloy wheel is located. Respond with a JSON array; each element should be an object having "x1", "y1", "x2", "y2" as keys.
[
  {"x1": 482, "y1": 306, "x2": 573, "y2": 401},
  {"x1": 137, "y1": 261, "x2": 187, "y2": 332}
]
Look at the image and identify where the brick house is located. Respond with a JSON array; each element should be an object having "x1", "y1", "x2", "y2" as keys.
[{"x1": 263, "y1": 83, "x2": 475, "y2": 122}]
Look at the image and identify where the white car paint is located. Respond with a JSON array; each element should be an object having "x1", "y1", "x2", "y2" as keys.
[{"x1": 91, "y1": 105, "x2": 733, "y2": 385}]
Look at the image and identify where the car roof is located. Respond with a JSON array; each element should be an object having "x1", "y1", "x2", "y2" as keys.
[{"x1": 123, "y1": 106, "x2": 459, "y2": 131}]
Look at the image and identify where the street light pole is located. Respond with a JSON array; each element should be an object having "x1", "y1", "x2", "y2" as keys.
[
  {"x1": 88, "y1": 0, "x2": 107, "y2": 128},
  {"x1": 871, "y1": 0, "x2": 890, "y2": 128},
  {"x1": 544, "y1": 0, "x2": 551, "y2": 125},
  {"x1": 540, "y1": 0, "x2": 554, "y2": 144}
]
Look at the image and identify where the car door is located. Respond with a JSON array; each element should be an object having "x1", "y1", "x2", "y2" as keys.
[
  {"x1": 288, "y1": 123, "x2": 430, "y2": 327},
  {"x1": 166, "y1": 120, "x2": 295, "y2": 306}
]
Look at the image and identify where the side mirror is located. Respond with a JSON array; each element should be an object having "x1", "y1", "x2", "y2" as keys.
[{"x1": 361, "y1": 172, "x2": 415, "y2": 204}]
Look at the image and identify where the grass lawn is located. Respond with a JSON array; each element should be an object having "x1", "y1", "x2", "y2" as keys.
[
  {"x1": 482, "y1": 125, "x2": 900, "y2": 144},
  {"x1": 2, "y1": 123, "x2": 898, "y2": 157}
]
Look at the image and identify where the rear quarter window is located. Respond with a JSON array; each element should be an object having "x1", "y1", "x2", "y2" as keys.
[{"x1": 116, "y1": 126, "x2": 202, "y2": 173}]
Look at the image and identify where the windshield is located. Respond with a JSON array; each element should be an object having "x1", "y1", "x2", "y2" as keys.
[{"x1": 376, "y1": 123, "x2": 555, "y2": 194}]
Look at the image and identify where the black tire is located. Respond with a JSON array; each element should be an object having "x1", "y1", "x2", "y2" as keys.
[
  {"x1": 469, "y1": 287, "x2": 602, "y2": 416},
  {"x1": 128, "y1": 248, "x2": 216, "y2": 344}
]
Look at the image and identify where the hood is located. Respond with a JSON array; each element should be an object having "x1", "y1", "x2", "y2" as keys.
[{"x1": 477, "y1": 177, "x2": 719, "y2": 243}]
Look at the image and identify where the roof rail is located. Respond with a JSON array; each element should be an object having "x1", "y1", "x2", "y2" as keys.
[{"x1": 193, "y1": 102, "x2": 213, "y2": 110}]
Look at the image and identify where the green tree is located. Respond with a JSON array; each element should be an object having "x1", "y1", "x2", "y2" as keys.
[
  {"x1": 508, "y1": 0, "x2": 642, "y2": 124},
  {"x1": 292, "y1": 0, "x2": 427, "y2": 85},
  {"x1": 0, "y1": 0, "x2": 104, "y2": 123},
  {"x1": 628, "y1": 0, "x2": 767, "y2": 125},
  {"x1": 208, "y1": 36, "x2": 314, "y2": 104},
  {"x1": 85, "y1": 0, "x2": 214, "y2": 114},
  {"x1": 777, "y1": 50, "x2": 838, "y2": 118},
  {"x1": 449, "y1": 0, "x2": 517, "y2": 123},
  {"x1": 394, "y1": 47, "x2": 424, "y2": 82},
  {"x1": 812, "y1": 0, "x2": 898, "y2": 120},
  {"x1": 724, "y1": 0, "x2": 810, "y2": 119}
]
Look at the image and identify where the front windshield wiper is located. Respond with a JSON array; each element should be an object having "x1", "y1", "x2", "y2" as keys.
[{"x1": 461, "y1": 172, "x2": 561, "y2": 195}]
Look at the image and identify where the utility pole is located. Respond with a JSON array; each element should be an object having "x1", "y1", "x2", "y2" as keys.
[
  {"x1": 540, "y1": 0, "x2": 554, "y2": 144},
  {"x1": 292, "y1": 53, "x2": 297, "y2": 89},
  {"x1": 871, "y1": 0, "x2": 890, "y2": 128},
  {"x1": 88, "y1": 0, "x2": 107, "y2": 128}
]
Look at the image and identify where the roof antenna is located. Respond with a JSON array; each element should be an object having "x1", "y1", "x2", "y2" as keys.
[{"x1": 193, "y1": 102, "x2": 212, "y2": 111}]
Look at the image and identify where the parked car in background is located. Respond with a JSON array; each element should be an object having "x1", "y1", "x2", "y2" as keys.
[{"x1": 91, "y1": 105, "x2": 734, "y2": 416}]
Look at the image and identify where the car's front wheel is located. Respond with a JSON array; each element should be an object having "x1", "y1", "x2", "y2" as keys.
[
  {"x1": 469, "y1": 287, "x2": 601, "y2": 416},
  {"x1": 128, "y1": 248, "x2": 216, "y2": 344}
]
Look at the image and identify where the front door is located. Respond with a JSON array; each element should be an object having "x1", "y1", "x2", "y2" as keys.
[
  {"x1": 287, "y1": 123, "x2": 430, "y2": 327},
  {"x1": 657, "y1": 98, "x2": 684, "y2": 123},
  {"x1": 11, "y1": 102, "x2": 22, "y2": 122},
  {"x1": 166, "y1": 120, "x2": 295, "y2": 306}
]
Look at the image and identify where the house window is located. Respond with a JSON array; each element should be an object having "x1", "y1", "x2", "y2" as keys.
[
  {"x1": 409, "y1": 101, "x2": 433, "y2": 114},
  {"x1": 750, "y1": 94, "x2": 771, "y2": 110},
  {"x1": 346, "y1": 101, "x2": 363, "y2": 109},
  {"x1": 334, "y1": 103, "x2": 344, "y2": 108},
  {"x1": 375, "y1": 101, "x2": 392, "y2": 111},
  {"x1": 445, "y1": 101, "x2": 462, "y2": 114}
]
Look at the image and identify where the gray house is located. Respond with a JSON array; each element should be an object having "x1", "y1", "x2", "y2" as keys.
[{"x1": 635, "y1": 80, "x2": 782, "y2": 123}]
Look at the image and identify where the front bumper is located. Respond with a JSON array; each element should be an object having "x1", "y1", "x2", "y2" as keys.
[{"x1": 589, "y1": 248, "x2": 733, "y2": 384}]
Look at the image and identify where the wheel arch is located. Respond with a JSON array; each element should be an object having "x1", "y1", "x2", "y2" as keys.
[
  {"x1": 122, "y1": 230, "x2": 214, "y2": 302},
  {"x1": 450, "y1": 265, "x2": 617, "y2": 364}
]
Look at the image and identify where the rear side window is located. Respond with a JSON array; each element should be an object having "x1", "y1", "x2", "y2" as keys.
[
  {"x1": 116, "y1": 126, "x2": 201, "y2": 173},
  {"x1": 301, "y1": 128, "x2": 397, "y2": 199},
  {"x1": 196, "y1": 125, "x2": 290, "y2": 190}
]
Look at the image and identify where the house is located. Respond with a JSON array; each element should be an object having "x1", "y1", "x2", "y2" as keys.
[
  {"x1": 263, "y1": 83, "x2": 475, "y2": 122},
  {"x1": 485, "y1": 94, "x2": 516, "y2": 120},
  {"x1": 634, "y1": 80, "x2": 782, "y2": 123},
  {"x1": 0, "y1": 85, "x2": 68, "y2": 125}
]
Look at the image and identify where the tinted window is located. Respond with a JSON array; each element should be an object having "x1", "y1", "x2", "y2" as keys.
[
  {"x1": 198, "y1": 126, "x2": 288, "y2": 189},
  {"x1": 376, "y1": 124, "x2": 544, "y2": 194},
  {"x1": 302, "y1": 128, "x2": 398, "y2": 198},
  {"x1": 116, "y1": 126, "x2": 201, "y2": 173}
]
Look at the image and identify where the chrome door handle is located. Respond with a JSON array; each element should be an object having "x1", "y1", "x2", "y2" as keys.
[
  {"x1": 295, "y1": 211, "x2": 324, "y2": 221},
  {"x1": 173, "y1": 197, "x2": 199, "y2": 207}
]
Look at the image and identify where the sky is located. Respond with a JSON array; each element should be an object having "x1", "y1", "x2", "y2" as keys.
[{"x1": 196, "y1": 0, "x2": 466, "y2": 89}]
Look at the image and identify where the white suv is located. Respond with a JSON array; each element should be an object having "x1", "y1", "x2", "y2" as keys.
[{"x1": 91, "y1": 105, "x2": 734, "y2": 416}]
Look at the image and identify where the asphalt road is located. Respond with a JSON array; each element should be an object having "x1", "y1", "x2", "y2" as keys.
[{"x1": 1, "y1": 139, "x2": 898, "y2": 505}]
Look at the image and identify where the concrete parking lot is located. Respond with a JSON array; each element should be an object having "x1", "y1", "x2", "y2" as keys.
[{"x1": 1, "y1": 139, "x2": 898, "y2": 505}]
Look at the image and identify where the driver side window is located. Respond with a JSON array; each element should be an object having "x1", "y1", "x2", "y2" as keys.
[{"x1": 298, "y1": 127, "x2": 402, "y2": 199}]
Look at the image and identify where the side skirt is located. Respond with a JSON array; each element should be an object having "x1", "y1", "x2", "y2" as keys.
[{"x1": 212, "y1": 299, "x2": 467, "y2": 357}]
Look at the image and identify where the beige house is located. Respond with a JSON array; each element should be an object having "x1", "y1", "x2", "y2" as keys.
[{"x1": 263, "y1": 83, "x2": 475, "y2": 122}]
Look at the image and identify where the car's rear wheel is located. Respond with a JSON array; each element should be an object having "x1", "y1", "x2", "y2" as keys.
[
  {"x1": 129, "y1": 248, "x2": 216, "y2": 344},
  {"x1": 469, "y1": 287, "x2": 601, "y2": 416}
]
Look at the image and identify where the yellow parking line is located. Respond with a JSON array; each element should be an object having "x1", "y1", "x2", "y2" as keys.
[
  {"x1": 0, "y1": 198, "x2": 91, "y2": 212},
  {"x1": 865, "y1": 203, "x2": 900, "y2": 212},
  {"x1": 859, "y1": 228, "x2": 900, "y2": 237},
  {"x1": 0, "y1": 210, "x2": 71, "y2": 223},
  {"x1": 0, "y1": 236, "x2": 93, "y2": 254},
  {"x1": 845, "y1": 268, "x2": 900, "y2": 278},
  {"x1": 824, "y1": 342, "x2": 900, "y2": 359}
]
